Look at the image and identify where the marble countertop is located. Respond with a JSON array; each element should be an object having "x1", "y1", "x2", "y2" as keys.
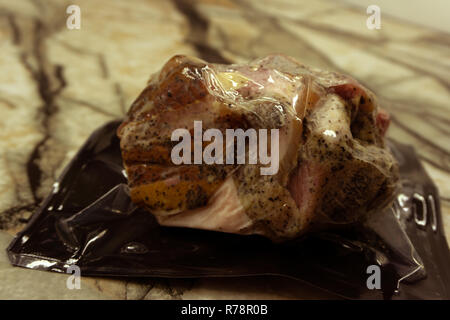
[{"x1": 0, "y1": 0, "x2": 448, "y2": 299}]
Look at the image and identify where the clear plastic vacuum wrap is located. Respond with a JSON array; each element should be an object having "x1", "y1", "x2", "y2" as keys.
[{"x1": 116, "y1": 55, "x2": 399, "y2": 241}]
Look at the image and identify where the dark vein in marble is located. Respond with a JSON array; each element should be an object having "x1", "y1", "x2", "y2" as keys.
[
  {"x1": 0, "y1": 204, "x2": 37, "y2": 229},
  {"x1": 6, "y1": 13, "x2": 20, "y2": 45},
  {"x1": 390, "y1": 115, "x2": 450, "y2": 158},
  {"x1": 98, "y1": 54, "x2": 109, "y2": 79},
  {"x1": 60, "y1": 96, "x2": 118, "y2": 118},
  {"x1": 387, "y1": 102, "x2": 450, "y2": 136},
  {"x1": 376, "y1": 75, "x2": 421, "y2": 89},
  {"x1": 172, "y1": 0, "x2": 230, "y2": 64},
  {"x1": 282, "y1": 14, "x2": 450, "y2": 92},
  {"x1": 16, "y1": 18, "x2": 66, "y2": 204},
  {"x1": 55, "y1": 39, "x2": 126, "y2": 117},
  {"x1": 246, "y1": 0, "x2": 450, "y2": 94},
  {"x1": 381, "y1": 97, "x2": 450, "y2": 133},
  {"x1": 418, "y1": 155, "x2": 450, "y2": 174},
  {"x1": 114, "y1": 82, "x2": 126, "y2": 115},
  {"x1": 417, "y1": 34, "x2": 450, "y2": 49},
  {"x1": 138, "y1": 282, "x2": 156, "y2": 300},
  {"x1": 384, "y1": 96, "x2": 450, "y2": 116},
  {"x1": 233, "y1": 0, "x2": 349, "y2": 73},
  {"x1": 0, "y1": 97, "x2": 17, "y2": 109},
  {"x1": 56, "y1": 40, "x2": 111, "y2": 80},
  {"x1": 421, "y1": 115, "x2": 450, "y2": 136},
  {"x1": 162, "y1": 279, "x2": 186, "y2": 300},
  {"x1": 390, "y1": 116, "x2": 450, "y2": 172},
  {"x1": 394, "y1": 47, "x2": 450, "y2": 72},
  {"x1": 369, "y1": 50, "x2": 450, "y2": 92},
  {"x1": 292, "y1": 15, "x2": 388, "y2": 45}
]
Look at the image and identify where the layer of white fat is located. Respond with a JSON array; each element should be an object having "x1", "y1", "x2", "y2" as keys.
[
  {"x1": 312, "y1": 94, "x2": 352, "y2": 144},
  {"x1": 156, "y1": 177, "x2": 252, "y2": 233}
]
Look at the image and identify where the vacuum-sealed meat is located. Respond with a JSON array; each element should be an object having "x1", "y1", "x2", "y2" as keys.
[{"x1": 117, "y1": 54, "x2": 398, "y2": 241}]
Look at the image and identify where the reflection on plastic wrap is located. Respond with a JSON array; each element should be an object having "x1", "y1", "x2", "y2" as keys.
[{"x1": 7, "y1": 121, "x2": 450, "y2": 299}]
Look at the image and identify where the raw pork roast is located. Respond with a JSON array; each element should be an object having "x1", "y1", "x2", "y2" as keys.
[{"x1": 117, "y1": 54, "x2": 398, "y2": 241}]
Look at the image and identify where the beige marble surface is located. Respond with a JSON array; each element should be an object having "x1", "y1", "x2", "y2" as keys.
[{"x1": 0, "y1": 0, "x2": 448, "y2": 299}]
